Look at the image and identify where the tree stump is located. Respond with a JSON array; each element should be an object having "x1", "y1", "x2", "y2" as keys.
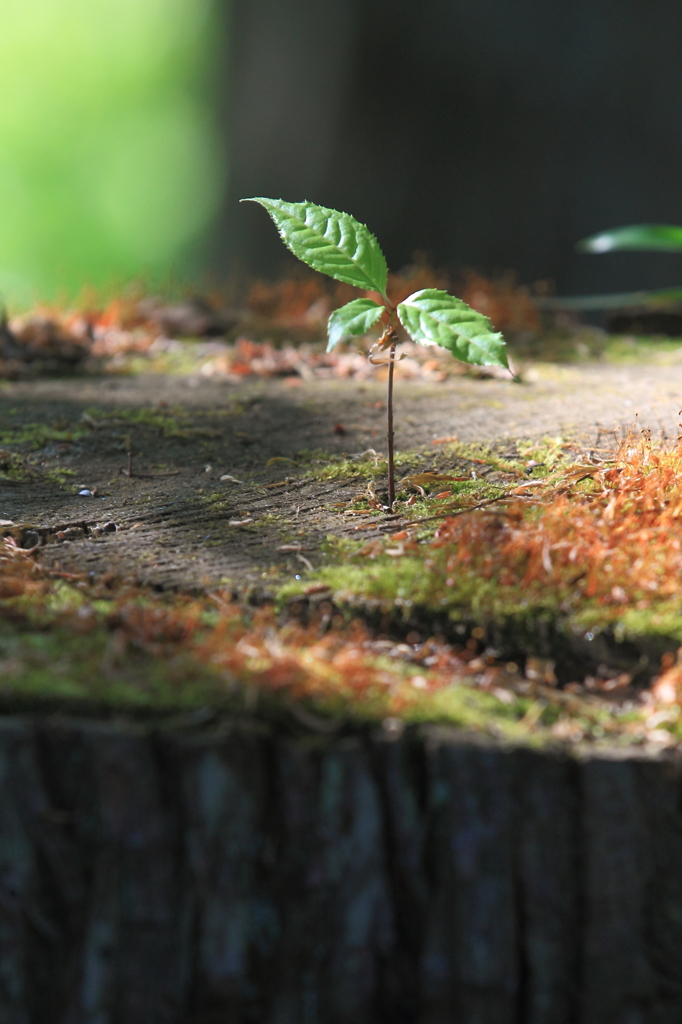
[{"x1": 0, "y1": 716, "x2": 680, "y2": 1023}]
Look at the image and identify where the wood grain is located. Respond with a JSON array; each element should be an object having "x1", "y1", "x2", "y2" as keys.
[{"x1": 0, "y1": 717, "x2": 679, "y2": 1023}]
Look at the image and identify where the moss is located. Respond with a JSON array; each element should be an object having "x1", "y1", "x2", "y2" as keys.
[
  {"x1": 48, "y1": 467, "x2": 77, "y2": 485},
  {"x1": 83, "y1": 405, "x2": 219, "y2": 440},
  {"x1": 515, "y1": 436, "x2": 572, "y2": 471},
  {"x1": 0, "y1": 448, "x2": 76, "y2": 489},
  {"x1": 85, "y1": 405, "x2": 217, "y2": 439},
  {"x1": 254, "y1": 512, "x2": 285, "y2": 526},
  {"x1": 308, "y1": 453, "x2": 386, "y2": 482},
  {"x1": 304, "y1": 449, "x2": 422, "y2": 483},
  {"x1": 277, "y1": 437, "x2": 682, "y2": 657},
  {"x1": 386, "y1": 686, "x2": 631, "y2": 746},
  {"x1": 121, "y1": 348, "x2": 210, "y2": 377},
  {"x1": 601, "y1": 335, "x2": 682, "y2": 365},
  {"x1": 0, "y1": 616, "x2": 618, "y2": 746},
  {"x1": 0, "y1": 449, "x2": 36, "y2": 483},
  {"x1": 0, "y1": 551, "x2": 667, "y2": 748},
  {"x1": 296, "y1": 546, "x2": 657, "y2": 643},
  {"x1": 0, "y1": 622, "x2": 225, "y2": 710},
  {"x1": 510, "y1": 330, "x2": 682, "y2": 367},
  {"x1": 0, "y1": 422, "x2": 88, "y2": 451}
]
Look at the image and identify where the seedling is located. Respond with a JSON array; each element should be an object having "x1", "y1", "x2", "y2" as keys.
[
  {"x1": 242, "y1": 198, "x2": 509, "y2": 507},
  {"x1": 577, "y1": 224, "x2": 682, "y2": 307},
  {"x1": 539, "y1": 224, "x2": 682, "y2": 312}
]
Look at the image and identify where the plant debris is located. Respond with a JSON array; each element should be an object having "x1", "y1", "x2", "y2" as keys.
[{"x1": 0, "y1": 264, "x2": 535, "y2": 382}]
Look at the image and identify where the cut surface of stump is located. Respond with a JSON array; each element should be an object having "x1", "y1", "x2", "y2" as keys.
[{"x1": 0, "y1": 365, "x2": 680, "y2": 591}]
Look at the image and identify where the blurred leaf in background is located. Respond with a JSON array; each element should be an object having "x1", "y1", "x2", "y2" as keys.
[{"x1": 0, "y1": 0, "x2": 226, "y2": 306}]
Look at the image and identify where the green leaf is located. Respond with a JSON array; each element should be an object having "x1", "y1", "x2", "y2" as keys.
[
  {"x1": 327, "y1": 298, "x2": 384, "y2": 352},
  {"x1": 533, "y1": 286, "x2": 682, "y2": 311},
  {"x1": 241, "y1": 198, "x2": 388, "y2": 294},
  {"x1": 577, "y1": 224, "x2": 682, "y2": 254},
  {"x1": 397, "y1": 288, "x2": 508, "y2": 368}
]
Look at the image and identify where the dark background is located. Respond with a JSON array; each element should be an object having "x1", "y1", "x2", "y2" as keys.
[{"x1": 216, "y1": 0, "x2": 682, "y2": 297}]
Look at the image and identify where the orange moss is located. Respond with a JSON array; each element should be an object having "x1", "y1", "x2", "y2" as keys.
[
  {"x1": 413, "y1": 437, "x2": 682, "y2": 618},
  {"x1": 0, "y1": 536, "x2": 504, "y2": 713}
]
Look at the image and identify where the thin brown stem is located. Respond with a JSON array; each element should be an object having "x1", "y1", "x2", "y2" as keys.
[{"x1": 387, "y1": 339, "x2": 397, "y2": 508}]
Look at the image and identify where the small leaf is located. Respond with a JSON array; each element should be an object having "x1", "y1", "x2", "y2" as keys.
[
  {"x1": 327, "y1": 298, "x2": 384, "y2": 351},
  {"x1": 241, "y1": 198, "x2": 388, "y2": 294},
  {"x1": 577, "y1": 224, "x2": 682, "y2": 254},
  {"x1": 397, "y1": 288, "x2": 508, "y2": 368}
]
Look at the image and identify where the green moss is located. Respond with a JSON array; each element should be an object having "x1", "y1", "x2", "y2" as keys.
[
  {"x1": 308, "y1": 453, "x2": 386, "y2": 482},
  {"x1": 0, "y1": 422, "x2": 88, "y2": 450},
  {"x1": 0, "y1": 622, "x2": 225, "y2": 710},
  {"x1": 449, "y1": 439, "x2": 573, "y2": 479},
  {"x1": 303, "y1": 674, "x2": 537, "y2": 740},
  {"x1": 0, "y1": 575, "x2": 660, "y2": 747},
  {"x1": 0, "y1": 448, "x2": 76, "y2": 489},
  {"x1": 305, "y1": 449, "x2": 422, "y2": 483},
  {"x1": 515, "y1": 436, "x2": 571, "y2": 471},
  {"x1": 254, "y1": 512, "x2": 285, "y2": 526},
  {"x1": 435, "y1": 441, "x2": 520, "y2": 475},
  {"x1": 0, "y1": 610, "x2": 647, "y2": 749},
  {"x1": 510, "y1": 330, "x2": 682, "y2": 367},
  {"x1": 123, "y1": 350, "x2": 210, "y2": 377},
  {"x1": 0, "y1": 620, "x2": 626, "y2": 741},
  {"x1": 290, "y1": 539, "x2": 682, "y2": 655},
  {"x1": 0, "y1": 449, "x2": 34, "y2": 482},
  {"x1": 48, "y1": 467, "x2": 77, "y2": 485},
  {"x1": 601, "y1": 335, "x2": 682, "y2": 364},
  {"x1": 85, "y1": 405, "x2": 190, "y2": 435}
]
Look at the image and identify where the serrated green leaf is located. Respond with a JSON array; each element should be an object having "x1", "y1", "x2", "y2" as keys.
[
  {"x1": 241, "y1": 197, "x2": 388, "y2": 294},
  {"x1": 397, "y1": 288, "x2": 508, "y2": 368},
  {"x1": 577, "y1": 224, "x2": 682, "y2": 254},
  {"x1": 327, "y1": 298, "x2": 384, "y2": 352}
]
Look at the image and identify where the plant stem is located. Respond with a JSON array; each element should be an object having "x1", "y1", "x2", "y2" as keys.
[{"x1": 387, "y1": 339, "x2": 396, "y2": 508}]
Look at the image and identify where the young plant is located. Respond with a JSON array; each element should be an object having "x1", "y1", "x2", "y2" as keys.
[
  {"x1": 538, "y1": 224, "x2": 682, "y2": 312},
  {"x1": 242, "y1": 198, "x2": 508, "y2": 507},
  {"x1": 578, "y1": 224, "x2": 682, "y2": 306}
]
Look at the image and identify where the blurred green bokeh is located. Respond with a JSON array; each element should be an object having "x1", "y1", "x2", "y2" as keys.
[{"x1": 0, "y1": 0, "x2": 225, "y2": 306}]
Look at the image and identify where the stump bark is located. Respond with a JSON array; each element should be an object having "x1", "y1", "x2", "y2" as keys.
[{"x1": 0, "y1": 716, "x2": 680, "y2": 1023}]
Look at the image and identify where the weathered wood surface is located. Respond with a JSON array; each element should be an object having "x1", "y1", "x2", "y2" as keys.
[{"x1": 0, "y1": 717, "x2": 680, "y2": 1023}]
